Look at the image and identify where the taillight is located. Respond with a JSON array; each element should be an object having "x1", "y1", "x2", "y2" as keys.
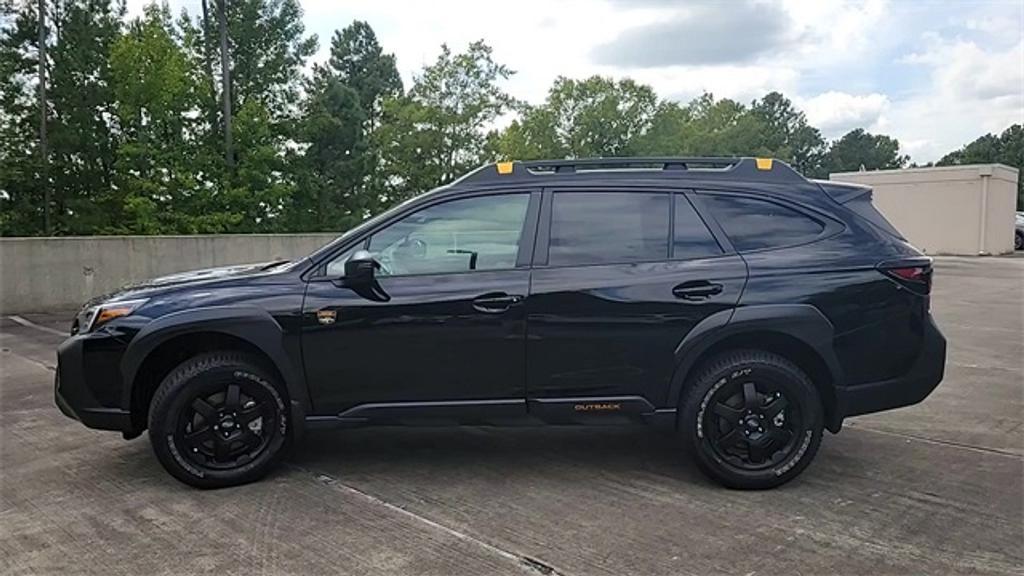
[
  {"x1": 888, "y1": 266, "x2": 928, "y2": 281},
  {"x1": 879, "y1": 259, "x2": 932, "y2": 295}
]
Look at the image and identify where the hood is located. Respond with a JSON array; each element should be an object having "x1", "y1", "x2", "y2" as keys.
[{"x1": 84, "y1": 260, "x2": 290, "y2": 307}]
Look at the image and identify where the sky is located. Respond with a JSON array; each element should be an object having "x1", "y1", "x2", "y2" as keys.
[{"x1": 129, "y1": 0, "x2": 1023, "y2": 163}]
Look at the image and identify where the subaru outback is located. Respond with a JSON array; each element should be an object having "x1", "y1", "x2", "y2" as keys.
[{"x1": 55, "y1": 157, "x2": 947, "y2": 490}]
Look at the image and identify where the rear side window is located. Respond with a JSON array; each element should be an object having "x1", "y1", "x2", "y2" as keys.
[
  {"x1": 701, "y1": 194, "x2": 824, "y2": 252},
  {"x1": 674, "y1": 194, "x2": 723, "y2": 259},
  {"x1": 549, "y1": 192, "x2": 669, "y2": 266}
]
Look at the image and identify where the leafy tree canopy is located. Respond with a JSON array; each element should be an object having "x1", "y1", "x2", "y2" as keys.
[{"x1": 0, "y1": 3, "x2": 1019, "y2": 235}]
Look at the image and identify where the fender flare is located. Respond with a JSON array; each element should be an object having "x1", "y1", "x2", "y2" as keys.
[
  {"x1": 119, "y1": 306, "x2": 310, "y2": 434},
  {"x1": 667, "y1": 304, "x2": 844, "y2": 428}
]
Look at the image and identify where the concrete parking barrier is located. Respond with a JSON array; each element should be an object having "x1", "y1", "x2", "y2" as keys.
[{"x1": 0, "y1": 233, "x2": 339, "y2": 313}]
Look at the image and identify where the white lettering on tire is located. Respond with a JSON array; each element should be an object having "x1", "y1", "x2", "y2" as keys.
[{"x1": 167, "y1": 434, "x2": 205, "y2": 478}]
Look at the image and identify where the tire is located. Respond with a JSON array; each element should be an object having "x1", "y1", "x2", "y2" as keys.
[
  {"x1": 1015, "y1": 231, "x2": 1023, "y2": 251},
  {"x1": 148, "y1": 352, "x2": 289, "y2": 489},
  {"x1": 678, "y1": 349, "x2": 823, "y2": 490}
]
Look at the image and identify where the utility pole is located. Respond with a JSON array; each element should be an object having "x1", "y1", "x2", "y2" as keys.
[
  {"x1": 216, "y1": 0, "x2": 233, "y2": 168},
  {"x1": 200, "y1": 0, "x2": 219, "y2": 130},
  {"x1": 37, "y1": 0, "x2": 50, "y2": 234}
]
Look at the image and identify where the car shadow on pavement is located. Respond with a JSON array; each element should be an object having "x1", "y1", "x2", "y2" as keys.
[
  {"x1": 68, "y1": 423, "x2": 843, "y2": 492},
  {"x1": 287, "y1": 425, "x2": 713, "y2": 488}
]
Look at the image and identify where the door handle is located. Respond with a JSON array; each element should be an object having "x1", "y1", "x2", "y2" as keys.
[
  {"x1": 472, "y1": 292, "x2": 523, "y2": 313},
  {"x1": 672, "y1": 281, "x2": 724, "y2": 301}
]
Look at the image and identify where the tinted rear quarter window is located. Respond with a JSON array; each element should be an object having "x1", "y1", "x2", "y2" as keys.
[
  {"x1": 549, "y1": 192, "x2": 669, "y2": 266},
  {"x1": 701, "y1": 194, "x2": 824, "y2": 252}
]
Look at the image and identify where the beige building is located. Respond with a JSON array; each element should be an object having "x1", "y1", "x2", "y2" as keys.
[{"x1": 830, "y1": 164, "x2": 1019, "y2": 256}]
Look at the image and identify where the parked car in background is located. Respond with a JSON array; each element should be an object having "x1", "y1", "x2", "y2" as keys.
[
  {"x1": 1015, "y1": 212, "x2": 1023, "y2": 250},
  {"x1": 55, "y1": 157, "x2": 947, "y2": 490}
]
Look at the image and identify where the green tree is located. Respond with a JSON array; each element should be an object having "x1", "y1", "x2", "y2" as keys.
[
  {"x1": 108, "y1": 3, "x2": 209, "y2": 234},
  {"x1": 626, "y1": 92, "x2": 828, "y2": 176},
  {"x1": 634, "y1": 94, "x2": 769, "y2": 157},
  {"x1": 46, "y1": 0, "x2": 124, "y2": 234},
  {"x1": 938, "y1": 124, "x2": 1023, "y2": 209},
  {"x1": 0, "y1": 0, "x2": 46, "y2": 235},
  {"x1": 286, "y1": 20, "x2": 402, "y2": 231},
  {"x1": 0, "y1": 0, "x2": 124, "y2": 235},
  {"x1": 225, "y1": 99, "x2": 299, "y2": 231},
  {"x1": 825, "y1": 128, "x2": 909, "y2": 174},
  {"x1": 226, "y1": 0, "x2": 316, "y2": 123},
  {"x1": 750, "y1": 92, "x2": 826, "y2": 177},
  {"x1": 291, "y1": 80, "x2": 368, "y2": 231},
  {"x1": 325, "y1": 20, "x2": 402, "y2": 127},
  {"x1": 376, "y1": 40, "x2": 514, "y2": 202},
  {"x1": 494, "y1": 76, "x2": 658, "y2": 159}
]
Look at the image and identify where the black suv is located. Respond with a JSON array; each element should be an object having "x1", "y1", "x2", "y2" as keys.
[{"x1": 55, "y1": 157, "x2": 947, "y2": 490}]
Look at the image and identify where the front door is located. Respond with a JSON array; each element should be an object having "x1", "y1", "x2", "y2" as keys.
[
  {"x1": 526, "y1": 190, "x2": 746, "y2": 417},
  {"x1": 302, "y1": 191, "x2": 538, "y2": 421}
]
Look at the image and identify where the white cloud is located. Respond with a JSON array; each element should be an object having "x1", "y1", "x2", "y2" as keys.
[
  {"x1": 885, "y1": 36, "x2": 1023, "y2": 161},
  {"x1": 781, "y1": 0, "x2": 889, "y2": 63},
  {"x1": 903, "y1": 35, "x2": 1023, "y2": 101},
  {"x1": 629, "y1": 65, "x2": 801, "y2": 105},
  {"x1": 964, "y1": 14, "x2": 1023, "y2": 45},
  {"x1": 801, "y1": 91, "x2": 890, "y2": 137}
]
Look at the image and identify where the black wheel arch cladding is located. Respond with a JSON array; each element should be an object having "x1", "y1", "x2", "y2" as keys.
[{"x1": 121, "y1": 306, "x2": 310, "y2": 432}]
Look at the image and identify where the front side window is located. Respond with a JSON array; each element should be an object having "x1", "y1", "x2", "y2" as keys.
[
  {"x1": 548, "y1": 192, "x2": 669, "y2": 266},
  {"x1": 324, "y1": 245, "x2": 360, "y2": 278},
  {"x1": 700, "y1": 194, "x2": 824, "y2": 252},
  {"x1": 329, "y1": 194, "x2": 529, "y2": 277}
]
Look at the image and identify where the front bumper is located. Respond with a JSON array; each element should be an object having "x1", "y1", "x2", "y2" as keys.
[
  {"x1": 835, "y1": 314, "x2": 947, "y2": 419},
  {"x1": 54, "y1": 332, "x2": 133, "y2": 433}
]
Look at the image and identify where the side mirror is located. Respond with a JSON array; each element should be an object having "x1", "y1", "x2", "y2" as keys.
[
  {"x1": 341, "y1": 250, "x2": 390, "y2": 302},
  {"x1": 343, "y1": 250, "x2": 379, "y2": 287}
]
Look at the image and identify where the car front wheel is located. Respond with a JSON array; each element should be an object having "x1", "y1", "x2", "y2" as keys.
[
  {"x1": 679, "y1": 350, "x2": 823, "y2": 490},
  {"x1": 148, "y1": 352, "x2": 289, "y2": 489}
]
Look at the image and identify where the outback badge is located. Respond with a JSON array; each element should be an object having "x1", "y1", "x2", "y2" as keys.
[
  {"x1": 316, "y1": 309, "x2": 336, "y2": 325},
  {"x1": 574, "y1": 402, "x2": 621, "y2": 412}
]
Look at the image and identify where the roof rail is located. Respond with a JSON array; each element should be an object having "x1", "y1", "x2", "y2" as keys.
[{"x1": 453, "y1": 157, "x2": 806, "y2": 187}]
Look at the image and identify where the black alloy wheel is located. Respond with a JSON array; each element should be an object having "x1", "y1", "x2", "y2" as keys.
[
  {"x1": 148, "y1": 352, "x2": 289, "y2": 489},
  {"x1": 176, "y1": 380, "x2": 279, "y2": 471},
  {"x1": 679, "y1": 349, "x2": 823, "y2": 489},
  {"x1": 704, "y1": 380, "x2": 802, "y2": 471}
]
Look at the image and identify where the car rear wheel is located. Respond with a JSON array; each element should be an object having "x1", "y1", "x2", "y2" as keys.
[
  {"x1": 148, "y1": 352, "x2": 289, "y2": 489},
  {"x1": 1015, "y1": 231, "x2": 1022, "y2": 251},
  {"x1": 679, "y1": 349, "x2": 823, "y2": 490}
]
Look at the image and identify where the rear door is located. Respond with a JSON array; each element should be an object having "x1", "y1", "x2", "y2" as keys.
[{"x1": 526, "y1": 189, "x2": 746, "y2": 417}]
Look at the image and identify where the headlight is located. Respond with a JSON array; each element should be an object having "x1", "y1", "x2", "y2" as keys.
[{"x1": 77, "y1": 298, "x2": 148, "y2": 333}]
